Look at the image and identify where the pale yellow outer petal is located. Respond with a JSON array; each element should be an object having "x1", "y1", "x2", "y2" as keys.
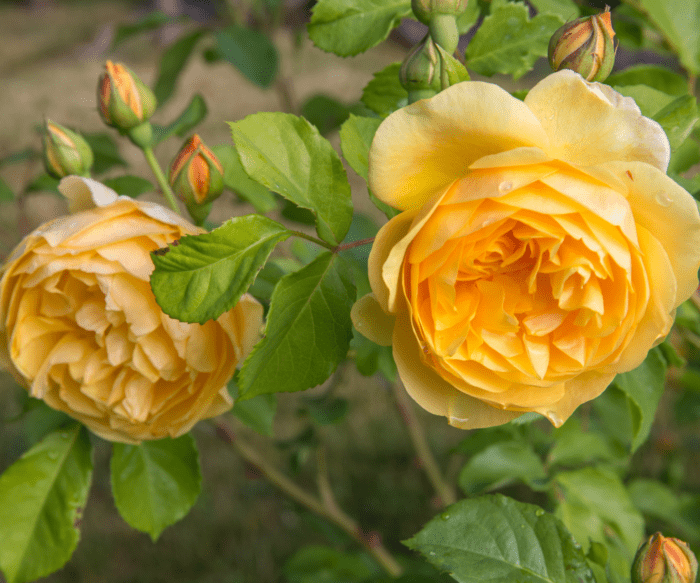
[
  {"x1": 369, "y1": 81, "x2": 549, "y2": 212},
  {"x1": 601, "y1": 160, "x2": 700, "y2": 306},
  {"x1": 59, "y1": 175, "x2": 119, "y2": 212},
  {"x1": 524, "y1": 70, "x2": 670, "y2": 171},
  {"x1": 350, "y1": 293, "x2": 395, "y2": 346}
]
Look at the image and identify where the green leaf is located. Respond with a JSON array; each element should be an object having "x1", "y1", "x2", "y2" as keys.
[
  {"x1": 238, "y1": 252, "x2": 356, "y2": 400},
  {"x1": 606, "y1": 65, "x2": 689, "y2": 96},
  {"x1": 0, "y1": 425, "x2": 93, "y2": 583},
  {"x1": 458, "y1": 441, "x2": 547, "y2": 495},
  {"x1": 669, "y1": 136, "x2": 700, "y2": 174},
  {"x1": 150, "y1": 214, "x2": 291, "y2": 324},
  {"x1": 613, "y1": 84, "x2": 676, "y2": 118},
  {"x1": 300, "y1": 94, "x2": 351, "y2": 135},
  {"x1": 652, "y1": 94, "x2": 699, "y2": 151},
  {"x1": 152, "y1": 94, "x2": 208, "y2": 145},
  {"x1": 405, "y1": 495, "x2": 596, "y2": 583},
  {"x1": 112, "y1": 10, "x2": 173, "y2": 48},
  {"x1": 466, "y1": 0, "x2": 564, "y2": 79},
  {"x1": 229, "y1": 112, "x2": 353, "y2": 245},
  {"x1": 0, "y1": 148, "x2": 37, "y2": 168},
  {"x1": 111, "y1": 435, "x2": 201, "y2": 541},
  {"x1": 284, "y1": 545, "x2": 378, "y2": 583},
  {"x1": 611, "y1": 347, "x2": 667, "y2": 451},
  {"x1": 361, "y1": 62, "x2": 407, "y2": 118},
  {"x1": 548, "y1": 417, "x2": 621, "y2": 468},
  {"x1": 24, "y1": 173, "x2": 60, "y2": 195},
  {"x1": 214, "y1": 25, "x2": 278, "y2": 88},
  {"x1": 636, "y1": 0, "x2": 700, "y2": 74},
  {"x1": 554, "y1": 466, "x2": 644, "y2": 559},
  {"x1": 528, "y1": 0, "x2": 579, "y2": 20},
  {"x1": 154, "y1": 30, "x2": 206, "y2": 107},
  {"x1": 211, "y1": 143, "x2": 277, "y2": 213},
  {"x1": 102, "y1": 175, "x2": 154, "y2": 198},
  {"x1": 0, "y1": 177, "x2": 14, "y2": 201},
  {"x1": 339, "y1": 114, "x2": 381, "y2": 182},
  {"x1": 82, "y1": 132, "x2": 127, "y2": 174},
  {"x1": 229, "y1": 378, "x2": 277, "y2": 437},
  {"x1": 303, "y1": 396, "x2": 349, "y2": 425},
  {"x1": 456, "y1": 0, "x2": 481, "y2": 34},
  {"x1": 308, "y1": 0, "x2": 412, "y2": 57},
  {"x1": 627, "y1": 479, "x2": 700, "y2": 543}
]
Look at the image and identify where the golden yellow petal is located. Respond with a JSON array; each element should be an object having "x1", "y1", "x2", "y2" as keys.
[
  {"x1": 370, "y1": 81, "x2": 549, "y2": 211},
  {"x1": 524, "y1": 70, "x2": 670, "y2": 170}
]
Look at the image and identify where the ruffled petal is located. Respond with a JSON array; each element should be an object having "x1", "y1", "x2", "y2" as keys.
[
  {"x1": 370, "y1": 81, "x2": 549, "y2": 211},
  {"x1": 524, "y1": 70, "x2": 670, "y2": 171}
]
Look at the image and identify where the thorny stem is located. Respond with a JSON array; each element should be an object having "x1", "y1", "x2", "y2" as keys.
[
  {"x1": 392, "y1": 381, "x2": 458, "y2": 507},
  {"x1": 143, "y1": 146, "x2": 180, "y2": 214},
  {"x1": 215, "y1": 418, "x2": 404, "y2": 578}
]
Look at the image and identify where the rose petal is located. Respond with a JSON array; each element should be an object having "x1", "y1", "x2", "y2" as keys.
[
  {"x1": 524, "y1": 70, "x2": 670, "y2": 171},
  {"x1": 351, "y1": 293, "x2": 395, "y2": 346},
  {"x1": 370, "y1": 81, "x2": 549, "y2": 211}
]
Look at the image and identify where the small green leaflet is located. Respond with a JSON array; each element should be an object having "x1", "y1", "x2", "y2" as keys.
[
  {"x1": 284, "y1": 545, "x2": 380, "y2": 582},
  {"x1": 211, "y1": 143, "x2": 277, "y2": 213},
  {"x1": 150, "y1": 215, "x2": 291, "y2": 324},
  {"x1": 308, "y1": 0, "x2": 412, "y2": 57},
  {"x1": 0, "y1": 177, "x2": 14, "y2": 201},
  {"x1": 528, "y1": 0, "x2": 579, "y2": 21},
  {"x1": 152, "y1": 94, "x2": 208, "y2": 145},
  {"x1": 466, "y1": 0, "x2": 564, "y2": 79},
  {"x1": 102, "y1": 175, "x2": 154, "y2": 198},
  {"x1": 82, "y1": 132, "x2": 127, "y2": 174},
  {"x1": 339, "y1": 114, "x2": 381, "y2": 182},
  {"x1": 637, "y1": 0, "x2": 700, "y2": 75},
  {"x1": 361, "y1": 63, "x2": 407, "y2": 118},
  {"x1": 405, "y1": 495, "x2": 596, "y2": 583},
  {"x1": 110, "y1": 435, "x2": 201, "y2": 541},
  {"x1": 458, "y1": 441, "x2": 547, "y2": 495},
  {"x1": 154, "y1": 30, "x2": 206, "y2": 107},
  {"x1": 214, "y1": 25, "x2": 278, "y2": 87},
  {"x1": 0, "y1": 425, "x2": 92, "y2": 583},
  {"x1": 238, "y1": 252, "x2": 356, "y2": 400},
  {"x1": 229, "y1": 378, "x2": 278, "y2": 437},
  {"x1": 607, "y1": 65, "x2": 689, "y2": 96},
  {"x1": 229, "y1": 112, "x2": 353, "y2": 245}
]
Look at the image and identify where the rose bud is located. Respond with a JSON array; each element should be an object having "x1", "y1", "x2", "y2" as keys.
[
  {"x1": 632, "y1": 533, "x2": 698, "y2": 583},
  {"x1": 97, "y1": 60, "x2": 157, "y2": 131},
  {"x1": 548, "y1": 9, "x2": 616, "y2": 82},
  {"x1": 412, "y1": 0, "x2": 469, "y2": 25},
  {"x1": 169, "y1": 134, "x2": 225, "y2": 225},
  {"x1": 400, "y1": 34, "x2": 442, "y2": 99},
  {"x1": 42, "y1": 120, "x2": 94, "y2": 179},
  {"x1": 0, "y1": 176, "x2": 263, "y2": 444}
]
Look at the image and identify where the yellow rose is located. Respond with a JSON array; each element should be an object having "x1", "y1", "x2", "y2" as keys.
[
  {"x1": 353, "y1": 70, "x2": 700, "y2": 429},
  {"x1": 0, "y1": 177, "x2": 263, "y2": 443}
]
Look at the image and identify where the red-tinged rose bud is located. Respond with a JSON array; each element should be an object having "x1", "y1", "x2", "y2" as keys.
[
  {"x1": 548, "y1": 9, "x2": 616, "y2": 82},
  {"x1": 42, "y1": 120, "x2": 93, "y2": 178},
  {"x1": 632, "y1": 533, "x2": 698, "y2": 583},
  {"x1": 412, "y1": 0, "x2": 469, "y2": 25},
  {"x1": 97, "y1": 61, "x2": 156, "y2": 131},
  {"x1": 169, "y1": 134, "x2": 224, "y2": 225}
]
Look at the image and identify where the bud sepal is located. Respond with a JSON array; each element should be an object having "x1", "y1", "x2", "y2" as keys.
[
  {"x1": 97, "y1": 61, "x2": 157, "y2": 131},
  {"x1": 169, "y1": 134, "x2": 225, "y2": 225},
  {"x1": 548, "y1": 9, "x2": 616, "y2": 82},
  {"x1": 42, "y1": 120, "x2": 94, "y2": 178},
  {"x1": 632, "y1": 533, "x2": 698, "y2": 583}
]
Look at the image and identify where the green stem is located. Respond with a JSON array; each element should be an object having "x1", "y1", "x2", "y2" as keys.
[
  {"x1": 290, "y1": 230, "x2": 336, "y2": 252},
  {"x1": 143, "y1": 146, "x2": 180, "y2": 214}
]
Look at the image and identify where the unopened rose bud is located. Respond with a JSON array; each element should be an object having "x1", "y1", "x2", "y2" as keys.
[
  {"x1": 632, "y1": 533, "x2": 698, "y2": 583},
  {"x1": 548, "y1": 9, "x2": 616, "y2": 82},
  {"x1": 42, "y1": 120, "x2": 93, "y2": 178},
  {"x1": 401, "y1": 34, "x2": 441, "y2": 97},
  {"x1": 412, "y1": 0, "x2": 469, "y2": 25},
  {"x1": 97, "y1": 61, "x2": 156, "y2": 131},
  {"x1": 169, "y1": 134, "x2": 224, "y2": 225}
]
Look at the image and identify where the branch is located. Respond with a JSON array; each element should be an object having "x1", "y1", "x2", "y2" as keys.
[{"x1": 215, "y1": 418, "x2": 404, "y2": 578}]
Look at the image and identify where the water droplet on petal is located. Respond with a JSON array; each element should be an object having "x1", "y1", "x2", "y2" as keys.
[
  {"x1": 654, "y1": 192, "x2": 672, "y2": 207},
  {"x1": 498, "y1": 181, "x2": 513, "y2": 194}
]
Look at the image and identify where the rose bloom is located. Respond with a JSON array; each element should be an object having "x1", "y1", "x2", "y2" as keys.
[
  {"x1": 353, "y1": 70, "x2": 700, "y2": 429},
  {"x1": 0, "y1": 177, "x2": 262, "y2": 443}
]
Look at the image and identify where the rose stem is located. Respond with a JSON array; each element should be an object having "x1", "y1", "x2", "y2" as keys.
[
  {"x1": 289, "y1": 230, "x2": 336, "y2": 251},
  {"x1": 392, "y1": 381, "x2": 458, "y2": 507},
  {"x1": 335, "y1": 237, "x2": 375, "y2": 252},
  {"x1": 142, "y1": 146, "x2": 180, "y2": 214},
  {"x1": 215, "y1": 418, "x2": 404, "y2": 578}
]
